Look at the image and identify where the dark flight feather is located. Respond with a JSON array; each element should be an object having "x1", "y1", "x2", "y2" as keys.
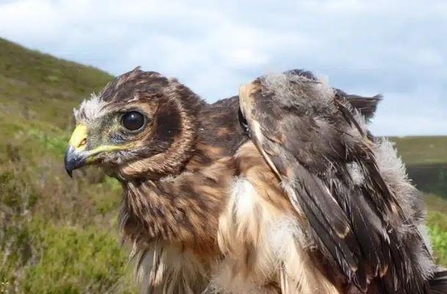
[
  {"x1": 239, "y1": 69, "x2": 435, "y2": 293},
  {"x1": 429, "y1": 271, "x2": 447, "y2": 294}
]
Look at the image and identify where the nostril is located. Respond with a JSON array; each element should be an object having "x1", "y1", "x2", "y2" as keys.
[{"x1": 79, "y1": 138, "x2": 87, "y2": 148}]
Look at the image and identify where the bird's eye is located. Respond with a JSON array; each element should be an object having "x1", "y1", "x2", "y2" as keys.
[{"x1": 121, "y1": 111, "x2": 146, "y2": 131}]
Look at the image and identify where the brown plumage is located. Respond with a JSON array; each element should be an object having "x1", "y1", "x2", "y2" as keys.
[{"x1": 64, "y1": 67, "x2": 447, "y2": 294}]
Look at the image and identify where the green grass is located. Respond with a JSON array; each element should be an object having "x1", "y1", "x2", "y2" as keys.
[
  {"x1": 0, "y1": 38, "x2": 136, "y2": 293},
  {"x1": 0, "y1": 37, "x2": 112, "y2": 130},
  {"x1": 427, "y1": 212, "x2": 447, "y2": 266},
  {"x1": 0, "y1": 37, "x2": 446, "y2": 293},
  {"x1": 424, "y1": 194, "x2": 447, "y2": 265},
  {"x1": 1, "y1": 219, "x2": 135, "y2": 294},
  {"x1": 389, "y1": 136, "x2": 447, "y2": 165}
]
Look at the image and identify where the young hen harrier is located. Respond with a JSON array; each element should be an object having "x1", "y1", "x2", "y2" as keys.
[{"x1": 65, "y1": 67, "x2": 447, "y2": 294}]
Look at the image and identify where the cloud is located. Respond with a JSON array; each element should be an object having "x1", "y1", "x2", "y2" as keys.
[{"x1": 0, "y1": 0, "x2": 446, "y2": 136}]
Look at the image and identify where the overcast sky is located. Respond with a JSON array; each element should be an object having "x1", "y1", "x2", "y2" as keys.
[{"x1": 0, "y1": 0, "x2": 446, "y2": 136}]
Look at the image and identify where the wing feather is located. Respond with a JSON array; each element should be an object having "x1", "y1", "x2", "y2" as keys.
[{"x1": 238, "y1": 70, "x2": 431, "y2": 293}]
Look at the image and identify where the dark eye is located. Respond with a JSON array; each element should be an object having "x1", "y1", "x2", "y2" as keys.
[{"x1": 121, "y1": 111, "x2": 146, "y2": 131}]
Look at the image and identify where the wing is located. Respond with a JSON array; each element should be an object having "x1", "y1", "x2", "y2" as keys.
[{"x1": 238, "y1": 70, "x2": 430, "y2": 293}]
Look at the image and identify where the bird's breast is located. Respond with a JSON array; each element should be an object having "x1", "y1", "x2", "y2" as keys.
[{"x1": 210, "y1": 141, "x2": 340, "y2": 294}]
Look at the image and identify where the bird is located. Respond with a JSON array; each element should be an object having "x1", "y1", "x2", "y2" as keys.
[{"x1": 64, "y1": 67, "x2": 447, "y2": 294}]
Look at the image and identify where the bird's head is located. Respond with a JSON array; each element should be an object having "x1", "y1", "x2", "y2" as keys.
[{"x1": 64, "y1": 67, "x2": 203, "y2": 180}]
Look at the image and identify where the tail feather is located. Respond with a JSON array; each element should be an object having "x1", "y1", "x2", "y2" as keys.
[{"x1": 430, "y1": 270, "x2": 447, "y2": 294}]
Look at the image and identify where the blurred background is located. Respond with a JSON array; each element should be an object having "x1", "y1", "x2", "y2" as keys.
[{"x1": 0, "y1": 0, "x2": 446, "y2": 293}]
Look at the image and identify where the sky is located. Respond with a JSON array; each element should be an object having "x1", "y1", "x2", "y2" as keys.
[{"x1": 0, "y1": 0, "x2": 446, "y2": 136}]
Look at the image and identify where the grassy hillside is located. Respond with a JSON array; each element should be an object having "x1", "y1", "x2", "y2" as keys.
[
  {"x1": 391, "y1": 136, "x2": 447, "y2": 165},
  {"x1": 0, "y1": 37, "x2": 446, "y2": 293},
  {"x1": 389, "y1": 136, "x2": 447, "y2": 197},
  {"x1": 0, "y1": 38, "x2": 137, "y2": 293}
]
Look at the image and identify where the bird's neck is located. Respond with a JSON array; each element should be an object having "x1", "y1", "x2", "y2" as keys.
[
  {"x1": 119, "y1": 155, "x2": 235, "y2": 256},
  {"x1": 184, "y1": 96, "x2": 249, "y2": 172}
]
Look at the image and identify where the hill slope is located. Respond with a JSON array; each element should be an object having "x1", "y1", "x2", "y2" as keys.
[
  {"x1": 389, "y1": 136, "x2": 447, "y2": 197},
  {"x1": 0, "y1": 37, "x2": 446, "y2": 293},
  {"x1": 0, "y1": 38, "x2": 136, "y2": 293},
  {"x1": 0, "y1": 37, "x2": 112, "y2": 130},
  {"x1": 391, "y1": 136, "x2": 447, "y2": 165}
]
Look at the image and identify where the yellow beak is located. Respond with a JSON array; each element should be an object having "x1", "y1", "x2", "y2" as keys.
[
  {"x1": 64, "y1": 124, "x2": 128, "y2": 177},
  {"x1": 64, "y1": 124, "x2": 89, "y2": 177}
]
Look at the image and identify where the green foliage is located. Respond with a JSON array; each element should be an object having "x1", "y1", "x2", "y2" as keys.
[
  {"x1": 0, "y1": 218, "x2": 136, "y2": 294},
  {"x1": 23, "y1": 221, "x2": 130, "y2": 294},
  {"x1": 427, "y1": 211, "x2": 447, "y2": 266}
]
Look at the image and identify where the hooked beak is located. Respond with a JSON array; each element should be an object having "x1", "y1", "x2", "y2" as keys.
[
  {"x1": 64, "y1": 145, "x2": 90, "y2": 177},
  {"x1": 65, "y1": 124, "x2": 129, "y2": 177},
  {"x1": 65, "y1": 124, "x2": 90, "y2": 177}
]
